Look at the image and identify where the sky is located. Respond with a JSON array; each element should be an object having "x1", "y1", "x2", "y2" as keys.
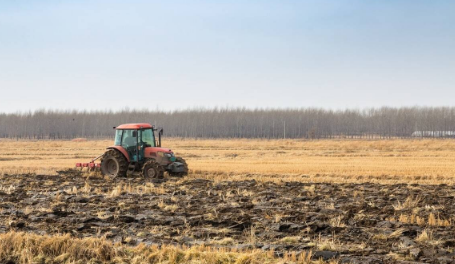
[{"x1": 0, "y1": 0, "x2": 454, "y2": 113}]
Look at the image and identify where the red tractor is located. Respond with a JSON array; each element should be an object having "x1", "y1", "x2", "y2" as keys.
[{"x1": 76, "y1": 123, "x2": 188, "y2": 179}]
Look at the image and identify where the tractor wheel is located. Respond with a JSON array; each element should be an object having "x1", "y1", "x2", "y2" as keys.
[
  {"x1": 169, "y1": 157, "x2": 189, "y2": 177},
  {"x1": 142, "y1": 160, "x2": 164, "y2": 179},
  {"x1": 100, "y1": 149, "x2": 128, "y2": 179}
]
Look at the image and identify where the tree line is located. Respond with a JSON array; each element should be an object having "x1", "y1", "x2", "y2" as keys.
[{"x1": 1, "y1": 107, "x2": 455, "y2": 140}]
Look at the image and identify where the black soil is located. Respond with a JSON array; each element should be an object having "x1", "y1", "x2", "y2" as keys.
[{"x1": 1, "y1": 173, "x2": 455, "y2": 263}]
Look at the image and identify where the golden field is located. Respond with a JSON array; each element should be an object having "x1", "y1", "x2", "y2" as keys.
[
  {"x1": 1, "y1": 138, "x2": 455, "y2": 184},
  {"x1": 0, "y1": 232, "x2": 313, "y2": 264}
]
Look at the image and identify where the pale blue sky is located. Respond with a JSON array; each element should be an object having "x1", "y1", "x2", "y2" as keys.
[{"x1": 0, "y1": 0, "x2": 454, "y2": 113}]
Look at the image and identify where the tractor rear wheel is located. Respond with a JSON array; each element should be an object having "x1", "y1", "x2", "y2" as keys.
[
  {"x1": 100, "y1": 149, "x2": 128, "y2": 179},
  {"x1": 142, "y1": 160, "x2": 164, "y2": 179},
  {"x1": 169, "y1": 157, "x2": 188, "y2": 177}
]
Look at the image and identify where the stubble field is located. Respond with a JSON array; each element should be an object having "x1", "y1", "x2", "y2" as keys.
[
  {"x1": 1, "y1": 138, "x2": 455, "y2": 263},
  {"x1": 2, "y1": 138, "x2": 455, "y2": 184}
]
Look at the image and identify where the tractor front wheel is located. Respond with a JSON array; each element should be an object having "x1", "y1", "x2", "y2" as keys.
[
  {"x1": 100, "y1": 149, "x2": 128, "y2": 179},
  {"x1": 142, "y1": 160, "x2": 164, "y2": 179}
]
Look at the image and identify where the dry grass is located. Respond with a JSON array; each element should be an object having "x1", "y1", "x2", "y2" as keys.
[
  {"x1": 280, "y1": 236, "x2": 301, "y2": 245},
  {"x1": 2, "y1": 138, "x2": 455, "y2": 184},
  {"x1": 398, "y1": 214, "x2": 427, "y2": 226},
  {"x1": 372, "y1": 228, "x2": 406, "y2": 241},
  {"x1": 315, "y1": 235, "x2": 341, "y2": 251},
  {"x1": 328, "y1": 216, "x2": 346, "y2": 228},
  {"x1": 212, "y1": 237, "x2": 235, "y2": 246},
  {"x1": 392, "y1": 196, "x2": 421, "y2": 211},
  {"x1": 415, "y1": 229, "x2": 440, "y2": 245},
  {"x1": 0, "y1": 231, "x2": 317, "y2": 264},
  {"x1": 397, "y1": 212, "x2": 452, "y2": 227}
]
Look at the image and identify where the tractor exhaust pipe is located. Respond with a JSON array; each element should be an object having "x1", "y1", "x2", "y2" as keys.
[
  {"x1": 158, "y1": 128, "x2": 163, "y2": 147},
  {"x1": 154, "y1": 127, "x2": 163, "y2": 147}
]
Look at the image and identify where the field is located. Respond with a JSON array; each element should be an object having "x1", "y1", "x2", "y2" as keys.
[
  {"x1": 1, "y1": 138, "x2": 455, "y2": 263},
  {"x1": 2, "y1": 138, "x2": 455, "y2": 184}
]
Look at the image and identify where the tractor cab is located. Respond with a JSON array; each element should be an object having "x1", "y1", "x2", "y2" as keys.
[
  {"x1": 111, "y1": 123, "x2": 174, "y2": 166},
  {"x1": 113, "y1": 124, "x2": 158, "y2": 162}
]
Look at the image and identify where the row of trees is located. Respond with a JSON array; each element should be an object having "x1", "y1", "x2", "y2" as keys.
[{"x1": 1, "y1": 107, "x2": 455, "y2": 139}]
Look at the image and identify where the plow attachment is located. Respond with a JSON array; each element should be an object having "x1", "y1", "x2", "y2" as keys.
[
  {"x1": 75, "y1": 154, "x2": 103, "y2": 172},
  {"x1": 76, "y1": 162, "x2": 101, "y2": 171}
]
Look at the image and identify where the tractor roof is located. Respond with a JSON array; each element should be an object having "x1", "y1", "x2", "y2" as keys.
[{"x1": 116, "y1": 123, "x2": 153, "y2": 130}]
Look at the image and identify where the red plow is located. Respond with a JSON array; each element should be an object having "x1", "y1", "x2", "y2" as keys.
[{"x1": 75, "y1": 154, "x2": 102, "y2": 172}]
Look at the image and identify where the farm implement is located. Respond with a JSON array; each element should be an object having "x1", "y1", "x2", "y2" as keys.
[{"x1": 75, "y1": 154, "x2": 103, "y2": 172}]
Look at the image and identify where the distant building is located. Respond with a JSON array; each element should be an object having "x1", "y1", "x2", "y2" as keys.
[{"x1": 411, "y1": 131, "x2": 455, "y2": 138}]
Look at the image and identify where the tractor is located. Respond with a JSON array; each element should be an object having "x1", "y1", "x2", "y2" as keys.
[{"x1": 76, "y1": 123, "x2": 188, "y2": 179}]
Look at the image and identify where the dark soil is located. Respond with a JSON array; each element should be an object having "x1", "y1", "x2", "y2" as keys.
[{"x1": 1, "y1": 173, "x2": 455, "y2": 263}]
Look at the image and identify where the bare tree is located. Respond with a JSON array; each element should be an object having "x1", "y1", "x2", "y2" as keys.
[{"x1": 1, "y1": 107, "x2": 455, "y2": 139}]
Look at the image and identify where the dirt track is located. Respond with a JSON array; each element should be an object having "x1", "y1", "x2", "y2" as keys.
[{"x1": 1, "y1": 172, "x2": 455, "y2": 263}]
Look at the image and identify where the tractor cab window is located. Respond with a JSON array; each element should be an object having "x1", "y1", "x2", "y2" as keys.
[
  {"x1": 114, "y1": 130, "x2": 122, "y2": 146},
  {"x1": 121, "y1": 130, "x2": 137, "y2": 148},
  {"x1": 141, "y1": 129, "x2": 155, "y2": 147}
]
